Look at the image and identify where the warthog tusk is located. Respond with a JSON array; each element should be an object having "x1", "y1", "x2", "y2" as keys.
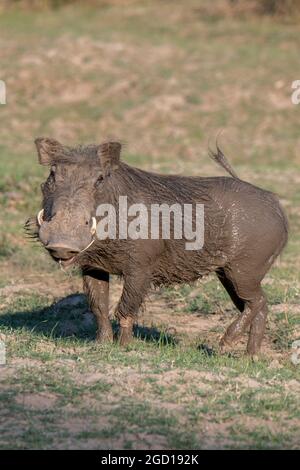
[
  {"x1": 91, "y1": 216, "x2": 97, "y2": 235},
  {"x1": 80, "y1": 239, "x2": 95, "y2": 253},
  {"x1": 37, "y1": 209, "x2": 44, "y2": 226},
  {"x1": 79, "y1": 217, "x2": 97, "y2": 254}
]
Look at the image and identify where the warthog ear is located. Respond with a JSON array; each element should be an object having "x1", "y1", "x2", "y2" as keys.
[
  {"x1": 35, "y1": 137, "x2": 64, "y2": 165},
  {"x1": 98, "y1": 141, "x2": 121, "y2": 176}
]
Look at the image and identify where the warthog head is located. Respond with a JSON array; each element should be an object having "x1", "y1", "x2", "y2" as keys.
[{"x1": 31, "y1": 138, "x2": 121, "y2": 267}]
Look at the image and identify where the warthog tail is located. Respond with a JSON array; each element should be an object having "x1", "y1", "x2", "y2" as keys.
[{"x1": 209, "y1": 144, "x2": 239, "y2": 180}]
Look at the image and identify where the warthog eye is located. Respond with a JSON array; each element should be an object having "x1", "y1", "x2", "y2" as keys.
[{"x1": 95, "y1": 175, "x2": 104, "y2": 188}]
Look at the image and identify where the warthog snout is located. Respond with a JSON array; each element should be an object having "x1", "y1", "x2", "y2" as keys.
[
  {"x1": 45, "y1": 243, "x2": 80, "y2": 261},
  {"x1": 37, "y1": 206, "x2": 97, "y2": 264}
]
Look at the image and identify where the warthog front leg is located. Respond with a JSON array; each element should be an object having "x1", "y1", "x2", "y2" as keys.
[
  {"x1": 82, "y1": 269, "x2": 113, "y2": 343},
  {"x1": 116, "y1": 272, "x2": 151, "y2": 346}
]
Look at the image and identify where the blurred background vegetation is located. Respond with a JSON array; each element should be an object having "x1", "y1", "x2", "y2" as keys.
[{"x1": 1, "y1": 0, "x2": 300, "y2": 18}]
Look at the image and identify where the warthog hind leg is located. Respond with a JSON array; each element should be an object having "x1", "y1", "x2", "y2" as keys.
[{"x1": 217, "y1": 266, "x2": 268, "y2": 355}]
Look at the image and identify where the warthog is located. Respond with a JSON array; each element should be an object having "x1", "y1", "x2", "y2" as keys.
[{"x1": 25, "y1": 138, "x2": 288, "y2": 354}]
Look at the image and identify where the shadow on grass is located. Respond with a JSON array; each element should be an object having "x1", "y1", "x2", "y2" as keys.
[{"x1": 0, "y1": 294, "x2": 177, "y2": 346}]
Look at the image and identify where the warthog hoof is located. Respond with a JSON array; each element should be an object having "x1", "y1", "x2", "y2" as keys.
[
  {"x1": 118, "y1": 327, "x2": 133, "y2": 347},
  {"x1": 96, "y1": 329, "x2": 114, "y2": 344}
]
